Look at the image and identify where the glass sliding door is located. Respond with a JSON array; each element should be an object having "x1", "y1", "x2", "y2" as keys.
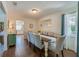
[{"x1": 64, "y1": 12, "x2": 77, "y2": 53}]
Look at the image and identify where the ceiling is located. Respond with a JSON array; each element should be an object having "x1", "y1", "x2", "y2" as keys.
[{"x1": 2, "y1": 1, "x2": 77, "y2": 19}]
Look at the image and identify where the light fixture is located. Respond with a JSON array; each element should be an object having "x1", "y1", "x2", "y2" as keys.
[
  {"x1": 12, "y1": 1, "x2": 17, "y2": 6},
  {"x1": 32, "y1": 8, "x2": 39, "y2": 14}
]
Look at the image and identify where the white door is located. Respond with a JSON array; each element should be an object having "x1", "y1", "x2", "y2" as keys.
[
  {"x1": 16, "y1": 20, "x2": 24, "y2": 34},
  {"x1": 64, "y1": 12, "x2": 77, "y2": 53}
]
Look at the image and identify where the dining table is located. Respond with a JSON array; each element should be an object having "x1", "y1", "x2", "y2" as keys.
[{"x1": 33, "y1": 33, "x2": 56, "y2": 57}]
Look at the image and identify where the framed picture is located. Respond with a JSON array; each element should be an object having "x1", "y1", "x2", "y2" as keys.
[{"x1": 29, "y1": 24, "x2": 33, "y2": 29}]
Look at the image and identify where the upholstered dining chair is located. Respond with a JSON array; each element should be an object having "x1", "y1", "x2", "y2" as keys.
[
  {"x1": 34, "y1": 34, "x2": 44, "y2": 49},
  {"x1": 34, "y1": 34, "x2": 44, "y2": 56},
  {"x1": 27, "y1": 32, "x2": 35, "y2": 47},
  {"x1": 27, "y1": 32, "x2": 31, "y2": 46},
  {"x1": 48, "y1": 35, "x2": 65, "y2": 57}
]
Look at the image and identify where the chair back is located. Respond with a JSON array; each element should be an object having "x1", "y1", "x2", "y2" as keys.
[
  {"x1": 48, "y1": 37, "x2": 56, "y2": 50},
  {"x1": 56, "y1": 35, "x2": 65, "y2": 51},
  {"x1": 27, "y1": 32, "x2": 30, "y2": 42},
  {"x1": 48, "y1": 35, "x2": 65, "y2": 52},
  {"x1": 34, "y1": 34, "x2": 44, "y2": 49},
  {"x1": 28, "y1": 32, "x2": 35, "y2": 45}
]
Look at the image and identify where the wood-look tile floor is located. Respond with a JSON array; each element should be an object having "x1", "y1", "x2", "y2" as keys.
[
  {"x1": 3, "y1": 35, "x2": 39, "y2": 57},
  {"x1": 0, "y1": 35, "x2": 77, "y2": 57}
]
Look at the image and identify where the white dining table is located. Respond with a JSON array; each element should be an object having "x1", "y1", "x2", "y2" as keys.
[{"x1": 33, "y1": 33, "x2": 56, "y2": 57}]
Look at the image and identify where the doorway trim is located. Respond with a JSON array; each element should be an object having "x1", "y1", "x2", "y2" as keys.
[{"x1": 77, "y1": 2, "x2": 79, "y2": 57}]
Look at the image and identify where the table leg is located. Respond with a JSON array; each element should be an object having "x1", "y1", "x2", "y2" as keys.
[{"x1": 44, "y1": 41, "x2": 48, "y2": 57}]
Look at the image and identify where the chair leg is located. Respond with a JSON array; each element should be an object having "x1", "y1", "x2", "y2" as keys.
[
  {"x1": 28, "y1": 42, "x2": 31, "y2": 47},
  {"x1": 33, "y1": 45, "x2": 36, "y2": 51},
  {"x1": 61, "y1": 50, "x2": 64, "y2": 57},
  {"x1": 39, "y1": 50, "x2": 42, "y2": 57},
  {"x1": 32, "y1": 44, "x2": 35, "y2": 51},
  {"x1": 40, "y1": 53, "x2": 42, "y2": 57},
  {"x1": 56, "y1": 54, "x2": 58, "y2": 57}
]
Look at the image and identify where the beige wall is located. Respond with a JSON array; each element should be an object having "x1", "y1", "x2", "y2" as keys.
[
  {"x1": 23, "y1": 18, "x2": 38, "y2": 33},
  {"x1": 38, "y1": 12, "x2": 62, "y2": 34},
  {"x1": 8, "y1": 12, "x2": 62, "y2": 36},
  {"x1": 8, "y1": 16, "x2": 38, "y2": 39}
]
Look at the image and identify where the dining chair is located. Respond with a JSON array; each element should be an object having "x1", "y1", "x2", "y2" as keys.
[
  {"x1": 27, "y1": 32, "x2": 31, "y2": 46},
  {"x1": 48, "y1": 35, "x2": 65, "y2": 57},
  {"x1": 34, "y1": 34, "x2": 44, "y2": 56}
]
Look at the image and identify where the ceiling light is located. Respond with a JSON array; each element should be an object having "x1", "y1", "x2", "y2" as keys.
[
  {"x1": 12, "y1": 1, "x2": 17, "y2": 6},
  {"x1": 32, "y1": 8, "x2": 39, "y2": 14}
]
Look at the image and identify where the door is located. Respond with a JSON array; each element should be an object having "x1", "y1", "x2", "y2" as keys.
[
  {"x1": 64, "y1": 12, "x2": 77, "y2": 52},
  {"x1": 16, "y1": 20, "x2": 24, "y2": 35}
]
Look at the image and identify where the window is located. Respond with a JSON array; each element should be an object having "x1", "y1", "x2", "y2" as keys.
[{"x1": 16, "y1": 20, "x2": 24, "y2": 31}]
